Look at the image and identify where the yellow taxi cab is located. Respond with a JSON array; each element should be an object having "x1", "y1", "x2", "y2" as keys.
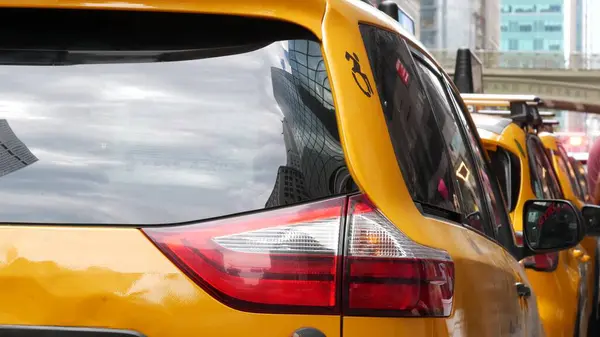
[
  {"x1": 539, "y1": 124, "x2": 595, "y2": 332},
  {"x1": 570, "y1": 156, "x2": 591, "y2": 203},
  {"x1": 0, "y1": 1, "x2": 586, "y2": 337},
  {"x1": 539, "y1": 119, "x2": 600, "y2": 334},
  {"x1": 462, "y1": 93, "x2": 594, "y2": 337},
  {"x1": 571, "y1": 153, "x2": 600, "y2": 334}
]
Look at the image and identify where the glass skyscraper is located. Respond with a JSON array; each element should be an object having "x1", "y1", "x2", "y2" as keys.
[
  {"x1": 500, "y1": 0, "x2": 600, "y2": 142},
  {"x1": 421, "y1": 0, "x2": 500, "y2": 51},
  {"x1": 500, "y1": 0, "x2": 566, "y2": 52}
]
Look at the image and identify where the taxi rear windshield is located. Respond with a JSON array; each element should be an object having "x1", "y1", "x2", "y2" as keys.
[{"x1": 0, "y1": 9, "x2": 356, "y2": 224}]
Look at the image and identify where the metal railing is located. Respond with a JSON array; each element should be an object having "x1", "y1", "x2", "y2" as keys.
[{"x1": 429, "y1": 50, "x2": 600, "y2": 71}]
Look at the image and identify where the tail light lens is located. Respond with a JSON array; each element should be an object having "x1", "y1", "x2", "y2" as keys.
[
  {"x1": 344, "y1": 195, "x2": 454, "y2": 317},
  {"x1": 142, "y1": 196, "x2": 346, "y2": 314},
  {"x1": 515, "y1": 231, "x2": 559, "y2": 272},
  {"x1": 143, "y1": 194, "x2": 454, "y2": 317}
]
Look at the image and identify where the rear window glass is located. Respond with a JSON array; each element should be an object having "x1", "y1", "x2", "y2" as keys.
[{"x1": 0, "y1": 10, "x2": 356, "y2": 224}]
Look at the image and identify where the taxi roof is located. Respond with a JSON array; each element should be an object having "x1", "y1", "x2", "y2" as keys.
[
  {"x1": 0, "y1": 0, "x2": 328, "y2": 40},
  {"x1": 470, "y1": 112, "x2": 512, "y2": 135},
  {"x1": 0, "y1": 0, "x2": 434, "y2": 62}
]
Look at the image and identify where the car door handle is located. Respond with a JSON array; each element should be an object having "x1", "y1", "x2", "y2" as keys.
[{"x1": 516, "y1": 282, "x2": 531, "y2": 298}]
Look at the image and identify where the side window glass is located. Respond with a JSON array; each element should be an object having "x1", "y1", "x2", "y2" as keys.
[
  {"x1": 540, "y1": 141, "x2": 563, "y2": 198},
  {"x1": 557, "y1": 145, "x2": 584, "y2": 199},
  {"x1": 488, "y1": 147, "x2": 521, "y2": 212},
  {"x1": 488, "y1": 149, "x2": 511, "y2": 204},
  {"x1": 475, "y1": 162, "x2": 517, "y2": 248},
  {"x1": 571, "y1": 158, "x2": 590, "y2": 201},
  {"x1": 359, "y1": 24, "x2": 458, "y2": 215},
  {"x1": 528, "y1": 139, "x2": 550, "y2": 198},
  {"x1": 444, "y1": 80, "x2": 517, "y2": 251},
  {"x1": 527, "y1": 137, "x2": 562, "y2": 199},
  {"x1": 415, "y1": 62, "x2": 491, "y2": 235}
]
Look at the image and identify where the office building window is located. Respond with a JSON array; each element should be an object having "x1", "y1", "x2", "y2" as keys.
[
  {"x1": 500, "y1": 24, "x2": 508, "y2": 32},
  {"x1": 533, "y1": 39, "x2": 544, "y2": 50},
  {"x1": 514, "y1": 5, "x2": 536, "y2": 13},
  {"x1": 545, "y1": 23, "x2": 562, "y2": 32},
  {"x1": 520, "y1": 40, "x2": 533, "y2": 50},
  {"x1": 421, "y1": 9, "x2": 436, "y2": 29},
  {"x1": 519, "y1": 24, "x2": 532, "y2": 32},
  {"x1": 540, "y1": 4, "x2": 562, "y2": 13},
  {"x1": 534, "y1": 20, "x2": 545, "y2": 31},
  {"x1": 509, "y1": 21, "x2": 519, "y2": 32},
  {"x1": 508, "y1": 39, "x2": 519, "y2": 51},
  {"x1": 547, "y1": 40, "x2": 562, "y2": 50},
  {"x1": 501, "y1": 5, "x2": 512, "y2": 13}
]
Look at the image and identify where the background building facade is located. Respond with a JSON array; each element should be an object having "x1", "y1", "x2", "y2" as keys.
[
  {"x1": 500, "y1": 0, "x2": 579, "y2": 131},
  {"x1": 420, "y1": 0, "x2": 500, "y2": 51},
  {"x1": 499, "y1": 0, "x2": 574, "y2": 53},
  {"x1": 367, "y1": 0, "x2": 421, "y2": 38},
  {"x1": 398, "y1": 0, "x2": 421, "y2": 37}
]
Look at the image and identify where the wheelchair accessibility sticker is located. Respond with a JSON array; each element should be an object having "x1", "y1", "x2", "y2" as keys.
[{"x1": 345, "y1": 51, "x2": 373, "y2": 98}]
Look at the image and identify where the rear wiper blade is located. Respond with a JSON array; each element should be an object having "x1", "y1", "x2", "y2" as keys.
[
  {"x1": 0, "y1": 44, "x2": 267, "y2": 66},
  {"x1": 0, "y1": 49, "x2": 186, "y2": 65}
]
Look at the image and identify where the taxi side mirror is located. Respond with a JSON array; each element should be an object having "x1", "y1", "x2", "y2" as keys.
[
  {"x1": 582, "y1": 204, "x2": 600, "y2": 236},
  {"x1": 522, "y1": 199, "x2": 584, "y2": 258}
]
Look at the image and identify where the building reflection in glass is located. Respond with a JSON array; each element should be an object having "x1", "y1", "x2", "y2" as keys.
[
  {"x1": 0, "y1": 119, "x2": 38, "y2": 178},
  {"x1": 266, "y1": 40, "x2": 353, "y2": 208}
]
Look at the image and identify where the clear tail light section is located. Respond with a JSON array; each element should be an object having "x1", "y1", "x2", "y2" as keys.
[
  {"x1": 142, "y1": 193, "x2": 455, "y2": 317},
  {"x1": 142, "y1": 196, "x2": 346, "y2": 314},
  {"x1": 343, "y1": 194, "x2": 454, "y2": 317},
  {"x1": 515, "y1": 231, "x2": 558, "y2": 272}
]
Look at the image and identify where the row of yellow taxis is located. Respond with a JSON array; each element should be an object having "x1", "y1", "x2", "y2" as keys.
[
  {"x1": 0, "y1": 0, "x2": 598, "y2": 337},
  {"x1": 465, "y1": 94, "x2": 600, "y2": 337}
]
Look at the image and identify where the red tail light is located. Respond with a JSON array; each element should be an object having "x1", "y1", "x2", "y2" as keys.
[
  {"x1": 142, "y1": 196, "x2": 345, "y2": 314},
  {"x1": 515, "y1": 231, "x2": 558, "y2": 272},
  {"x1": 142, "y1": 194, "x2": 454, "y2": 317},
  {"x1": 344, "y1": 195, "x2": 454, "y2": 317}
]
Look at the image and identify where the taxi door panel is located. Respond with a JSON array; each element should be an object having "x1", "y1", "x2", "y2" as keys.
[
  {"x1": 463, "y1": 229, "x2": 530, "y2": 336},
  {"x1": 505, "y1": 249, "x2": 543, "y2": 337}
]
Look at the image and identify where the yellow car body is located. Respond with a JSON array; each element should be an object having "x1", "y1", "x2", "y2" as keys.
[
  {"x1": 0, "y1": 1, "x2": 577, "y2": 337},
  {"x1": 540, "y1": 132, "x2": 599, "y2": 330},
  {"x1": 465, "y1": 96, "x2": 591, "y2": 337}
]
